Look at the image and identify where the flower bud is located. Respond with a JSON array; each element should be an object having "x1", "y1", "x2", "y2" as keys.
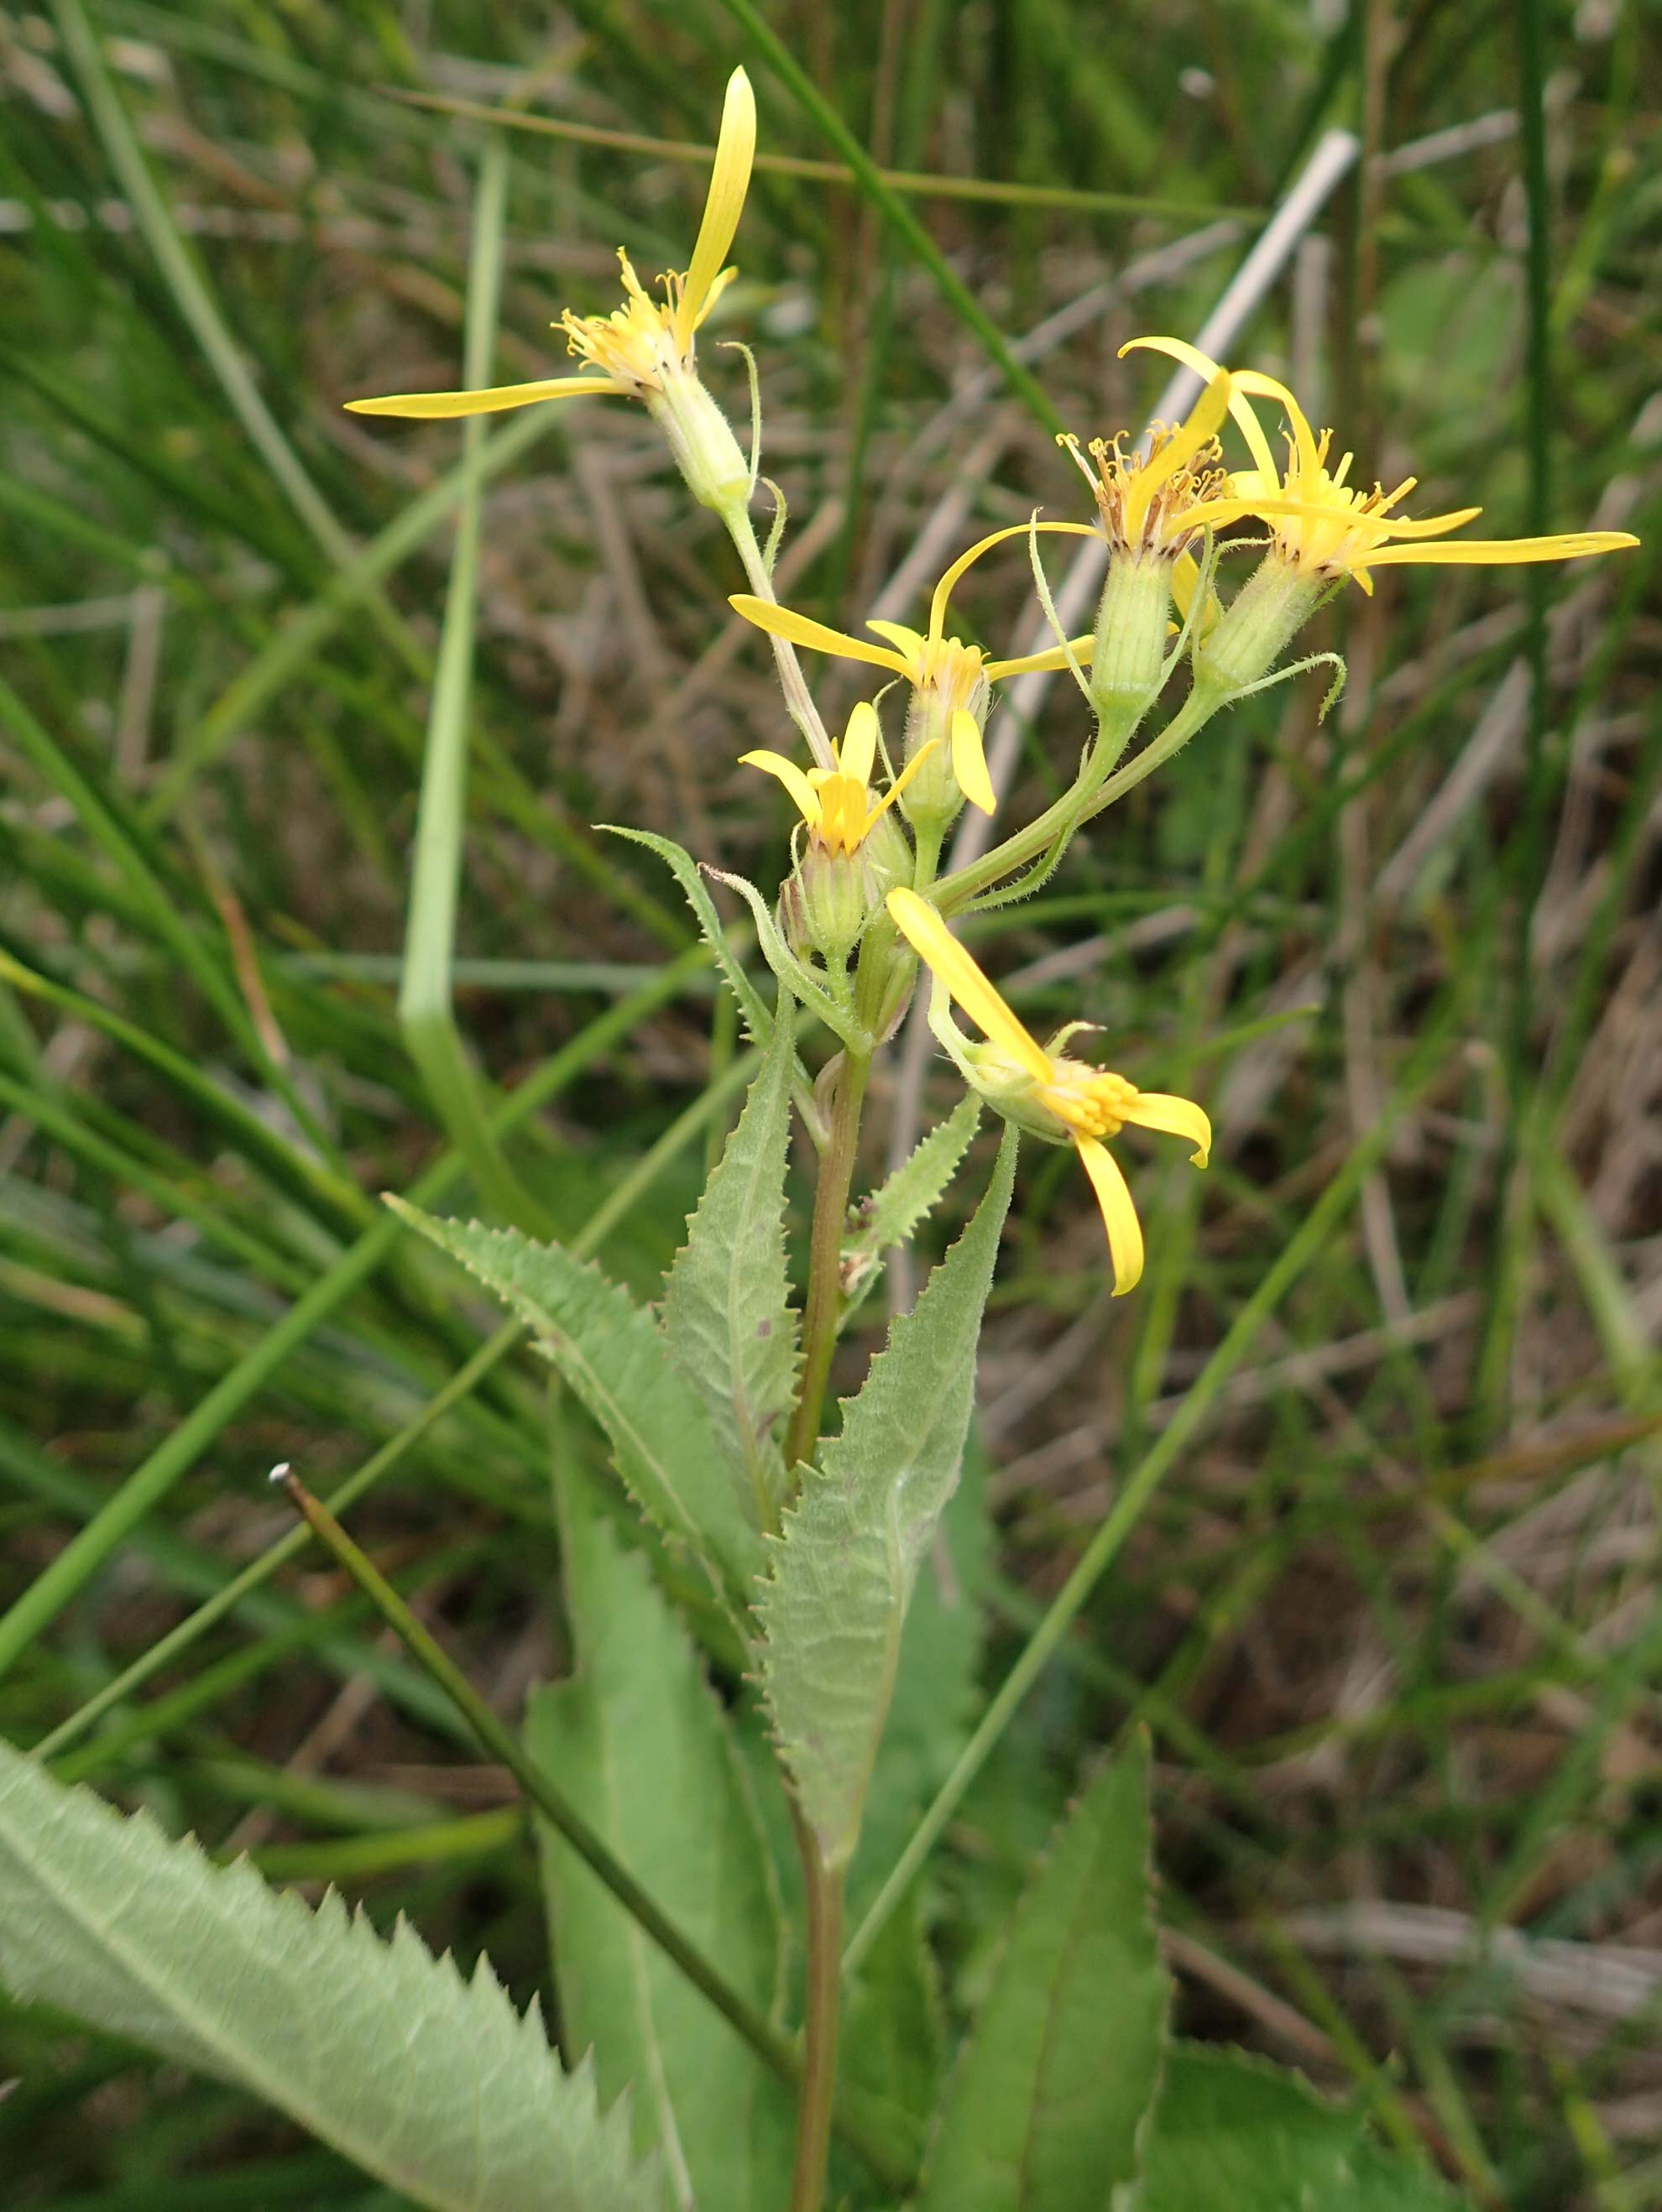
[{"x1": 646, "y1": 364, "x2": 752, "y2": 515}]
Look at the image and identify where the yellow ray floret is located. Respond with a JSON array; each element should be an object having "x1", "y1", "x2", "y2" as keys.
[
  {"x1": 886, "y1": 887, "x2": 1210, "y2": 1294},
  {"x1": 1056, "y1": 368, "x2": 1253, "y2": 556},
  {"x1": 1121, "y1": 336, "x2": 1638, "y2": 591},
  {"x1": 741, "y1": 702, "x2": 936, "y2": 858},
  {"x1": 729, "y1": 523, "x2": 1093, "y2": 815},
  {"x1": 346, "y1": 70, "x2": 755, "y2": 419}
]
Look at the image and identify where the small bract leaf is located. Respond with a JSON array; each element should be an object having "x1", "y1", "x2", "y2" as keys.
[
  {"x1": 0, "y1": 1740, "x2": 666, "y2": 2212},
  {"x1": 661, "y1": 999, "x2": 799, "y2": 1523},
  {"x1": 759, "y1": 1125, "x2": 1017, "y2": 1865},
  {"x1": 530, "y1": 1465, "x2": 793, "y2": 2212},
  {"x1": 916, "y1": 1735, "x2": 1170, "y2": 2212},
  {"x1": 387, "y1": 1198, "x2": 762, "y2": 1609},
  {"x1": 604, "y1": 825, "x2": 776, "y2": 1046},
  {"x1": 841, "y1": 1093, "x2": 982, "y2": 1313}
]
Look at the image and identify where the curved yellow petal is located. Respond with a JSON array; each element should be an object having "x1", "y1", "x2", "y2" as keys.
[
  {"x1": 1074, "y1": 1137, "x2": 1144, "y2": 1295},
  {"x1": 1367, "y1": 506, "x2": 1485, "y2": 540},
  {"x1": 1124, "y1": 1092, "x2": 1211, "y2": 1166},
  {"x1": 1125, "y1": 367, "x2": 1234, "y2": 542},
  {"x1": 949, "y1": 708, "x2": 996, "y2": 814},
  {"x1": 739, "y1": 747, "x2": 820, "y2": 827},
  {"x1": 1226, "y1": 367, "x2": 1320, "y2": 483},
  {"x1": 1121, "y1": 336, "x2": 1281, "y2": 488},
  {"x1": 345, "y1": 377, "x2": 610, "y2": 418},
  {"x1": 838, "y1": 699, "x2": 880, "y2": 786},
  {"x1": 675, "y1": 66, "x2": 756, "y2": 348},
  {"x1": 985, "y1": 636, "x2": 1097, "y2": 680},
  {"x1": 865, "y1": 618, "x2": 928, "y2": 664},
  {"x1": 885, "y1": 888, "x2": 1052, "y2": 1083},
  {"x1": 863, "y1": 737, "x2": 941, "y2": 832},
  {"x1": 926, "y1": 520, "x2": 1095, "y2": 642},
  {"x1": 1361, "y1": 530, "x2": 1640, "y2": 568},
  {"x1": 729, "y1": 596, "x2": 912, "y2": 676}
]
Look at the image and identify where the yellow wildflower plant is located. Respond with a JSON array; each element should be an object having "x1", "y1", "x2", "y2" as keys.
[
  {"x1": 740, "y1": 702, "x2": 934, "y2": 859},
  {"x1": 1057, "y1": 367, "x2": 1243, "y2": 560},
  {"x1": 731, "y1": 525, "x2": 1093, "y2": 819},
  {"x1": 886, "y1": 886, "x2": 1210, "y2": 1294},
  {"x1": 347, "y1": 69, "x2": 756, "y2": 422},
  {"x1": 1124, "y1": 336, "x2": 1639, "y2": 594}
]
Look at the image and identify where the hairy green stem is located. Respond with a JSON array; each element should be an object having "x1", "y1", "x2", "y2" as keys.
[
  {"x1": 723, "y1": 499, "x2": 834, "y2": 769},
  {"x1": 785, "y1": 1047, "x2": 871, "y2": 1470},
  {"x1": 787, "y1": 1822, "x2": 846, "y2": 2212}
]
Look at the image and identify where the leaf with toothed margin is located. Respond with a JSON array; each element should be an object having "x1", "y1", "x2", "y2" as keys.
[
  {"x1": 604, "y1": 825, "x2": 776, "y2": 1045},
  {"x1": 915, "y1": 1736, "x2": 1169, "y2": 2212},
  {"x1": 386, "y1": 1197, "x2": 763, "y2": 1610},
  {"x1": 661, "y1": 999, "x2": 800, "y2": 1524},
  {"x1": 0, "y1": 1738, "x2": 667, "y2": 2212},
  {"x1": 840, "y1": 1093, "x2": 982, "y2": 1317},
  {"x1": 757, "y1": 1125, "x2": 1017, "y2": 1867}
]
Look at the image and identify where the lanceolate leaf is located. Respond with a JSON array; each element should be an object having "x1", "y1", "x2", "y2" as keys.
[
  {"x1": 661, "y1": 1000, "x2": 799, "y2": 1523},
  {"x1": 841, "y1": 1094, "x2": 982, "y2": 1314},
  {"x1": 0, "y1": 1740, "x2": 666, "y2": 2212},
  {"x1": 386, "y1": 1199, "x2": 762, "y2": 1607},
  {"x1": 530, "y1": 1466, "x2": 793, "y2": 2212},
  {"x1": 915, "y1": 1735, "x2": 1170, "y2": 2212},
  {"x1": 604, "y1": 826, "x2": 775, "y2": 1045},
  {"x1": 759, "y1": 1125, "x2": 1017, "y2": 1865},
  {"x1": 1136, "y1": 2046, "x2": 1471, "y2": 2212}
]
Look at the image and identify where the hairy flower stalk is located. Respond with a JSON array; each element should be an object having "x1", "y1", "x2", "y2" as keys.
[{"x1": 887, "y1": 889, "x2": 1210, "y2": 1293}]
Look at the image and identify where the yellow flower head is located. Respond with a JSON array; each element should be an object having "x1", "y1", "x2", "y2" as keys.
[
  {"x1": 1125, "y1": 336, "x2": 1639, "y2": 595},
  {"x1": 730, "y1": 524, "x2": 1094, "y2": 816},
  {"x1": 886, "y1": 887, "x2": 1210, "y2": 1295},
  {"x1": 740, "y1": 702, "x2": 935, "y2": 859},
  {"x1": 345, "y1": 70, "x2": 755, "y2": 420},
  {"x1": 1058, "y1": 368, "x2": 1241, "y2": 558}
]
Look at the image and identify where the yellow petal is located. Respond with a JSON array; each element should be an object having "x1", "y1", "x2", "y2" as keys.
[
  {"x1": 863, "y1": 737, "x2": 941, "y2": 833},
  {"x1": 1121, "y1": 336, "x2": 1281, "y2": 488},
  {"x1": 838, "y1": 699, "x2": 880, "y2": 786},
  {"x1": 927, "y1": 521, "x2": 1096, "y2": 642},
  {"x1": 1361, "y1": 530, "x2": 1640, "y2": 567},
  {"x1": 885, "y1": 889, "x2": 1052, "y2": 1083},
  {"x1": 729, "y1": 595, "x2": 912, "y2": 676},
  {"x1": 1074, "y1": 1137, "x2": 1144, "y2": 1295},
  {"x1": 1125, "y1": 367, "x2": 1233, "y2": 543},
  {"x1": 865, "y1": 618, "x2": 928, "y2": 664},
  {"x1": 1124, "y1": 1092, "x2": 1211, "y2": 1166},
  {"x1": 344, "y1": 377, "x2": 609, "y2": 418},
  {"x1": 675, "y1": 67, "x2": 756, "y2": 348},
  {"x1": 1226, "y1": 367, "x2": 1320, "y2": 484},
  {"x1": 739, "y1": 747, "x2": 820, "y2": 827},
  {"x1": 985, "y1": 636, "x2": 1097, "y2": 680},
  {"x1": 949, "y1": 708, "x2": 996, "y2": 814}
]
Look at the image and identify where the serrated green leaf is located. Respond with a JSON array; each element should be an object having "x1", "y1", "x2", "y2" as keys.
[
  {"x1": 849, "y1": 1437, "x2": 992, "y2": 1922},
  {"x1": 0, "y1": 1739, "x2": 666, "y2": 2212},
  {"x1": 1135, "y1": 2045, "x2": 1397, "y2": 2212},
  {"x1": 604, "y1": 826, "x2": 775, "y2": 1045},
  {"x1": 839, "y1": 1876, "x2": 944, "y2": 2163},
  {"x1": 759, "y1": 1126, "x2": 1017, "y2": 1865},
  {"x1": 529, "y1": 1467, "x2": 793, "y2": 2212},
  {"x1": 916, "y1": 1735, "x2": 1170, "y2": 2212},
  {"x1": 386, "y1": 1198, "x2": 762, "y2": 1609},
  {"x1": 661, "y1": 1001, "x2": 799, "y2": 1524},
  {"x1": 841, "y1": 1095, "x2": 982, "y2": 1315}
]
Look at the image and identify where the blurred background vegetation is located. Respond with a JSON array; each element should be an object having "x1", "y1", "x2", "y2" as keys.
[{"x1": 1, "y1": 0, "x2": 1658, "y2": 2204}]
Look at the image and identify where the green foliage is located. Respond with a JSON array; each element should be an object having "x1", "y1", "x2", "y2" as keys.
[
  {"x1": 606, "y1": 827, "x2": 776, "y2": 1046},
  {"x1": 915, "y1": 1735, "x2": 1170, "y2": 2211},
  {"x1": 841, "y1": 1094, "x2": 983, "y2": 1315},
  {"x1": 661, "y1": 1000, "x2": 799, "y2": 1522},
  {"x1": 386, "y1": 1198, "x2": 763, "y2": 1609},
  {"x1": 840, "y1": 1881, "x2": 945, "y2": 2164},
  {"x1": 529, "y1": 1467, "x2": 794, "y2": 2212},
  {"x1": 0, "y1": 1739, "x2": 666, "y2": 2212},
  {"x1": 1136, "y1": 2045, "x2": 1470, "y2": 2211},
  {"x1": 759, "y1": 1127, "x2": 1018, "y2": 1865}
]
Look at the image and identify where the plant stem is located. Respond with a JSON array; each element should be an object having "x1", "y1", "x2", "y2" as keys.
[
  {"x1": 723, "y1": 499, "x2": 835, "y2": 769},
  {"x1": 788, "y1": 1816, "x2": 846, "y2": 2212},
  {"x1": 784, "y1": 1046, "x2": 870, "y2": 1470}
]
